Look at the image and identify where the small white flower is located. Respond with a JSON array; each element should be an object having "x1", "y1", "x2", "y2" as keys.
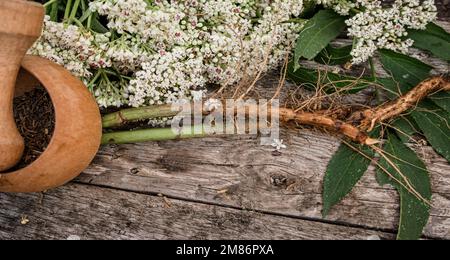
[
  {"x1": 271, "y1": 139, "x2": 287, "y2": 151},
  {"x1": 31, "y1": 0, "x2": 307, "y2": 113},
  {"x1": 333, "y1": 0, "x2": 437, "y2": 64},
  {"x1": 204, "y1": 99, "x2": 222, "y2": 112}
]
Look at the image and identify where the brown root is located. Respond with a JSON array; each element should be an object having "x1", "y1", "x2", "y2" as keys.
[
  {"x1": 209, "y1": 103, "x2": 379, "y2": 145},
  {"x1": 349, "y1": 76, "x2": 449, "y2": 131},
  {"x1": 102, "y1": 77, "x2": 448, "y2": 147},
  {"x1": 277, "y1": 108, "x2": 379, "y2": 145}
]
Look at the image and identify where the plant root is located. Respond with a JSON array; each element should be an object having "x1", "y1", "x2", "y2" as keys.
[
  {"x1": 277, "y1": 108, "x2": 379, "y2": 145},
  {"x1": 101, "y1": 77, "x2": 448, "y2": 146},
  {"x1": 208, "y1": 103, "x2": 379, "y2": 145},
  {"x1": 349, "y1": 76, "x2": 450, "y2": 131}
]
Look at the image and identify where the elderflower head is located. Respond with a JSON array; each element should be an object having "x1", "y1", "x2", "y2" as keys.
[
  {"x1": 32, "y1": 0, "x2": 306, "y2": 110},
  {"x1": 316, "y1": 0, "x2": 382, "y2": 16},
  {"x1": 343, "y1": 0, "x2": 437, "y2": 64}
]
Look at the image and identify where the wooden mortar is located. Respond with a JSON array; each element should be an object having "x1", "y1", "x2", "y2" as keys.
[
  {"x1": 0, "y1": 1, "x2": 102, "y2": 192},
  {"x1": 0, "y1": 56, "x2": 102, "y2": 193},
  {"x1": 0, "y1": 0, "x2": 44, "y2": 171}
]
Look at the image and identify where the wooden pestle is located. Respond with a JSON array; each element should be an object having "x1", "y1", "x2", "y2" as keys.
[{"x1": 0, "y1": 0, "x2": 45, "y2": 171}]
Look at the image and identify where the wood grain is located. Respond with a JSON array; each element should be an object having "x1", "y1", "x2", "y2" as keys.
[
  {"x1": 0, "y1": 183, "x2": 394, "y2": 240},
  {"x1": 0, "y1": 0, "x2": 44, "y2": 171},
  {"x1": 77, "y1": 33, "x2": 450, "y2": 240},
  {"x1": 78, "y1": 129, "x2": 450, "y2": 239},
  {"x1": 0, "y1": 13, "x2": 448, "y2": 240}
]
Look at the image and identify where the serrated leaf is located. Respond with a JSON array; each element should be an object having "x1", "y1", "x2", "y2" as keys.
[
  {"x1": 323, "y1": 143, "x2": 374, "y2": 217},
  {"x1": 409, "y1": 23, "x2": 450, "y2": 61},
  {"x1": 294, "y1": 10, "x2": 346, "y2": 67},
  {"x1": 379, "y1": 49, "x2": 433, "y2": 87},
  {"x1": 376, "y1": 133, "x2": 431, "y2": 240},
  {"x1": 391, "y1": 116, "x2": 421, "y2": 144},
  {"x1": 287, "y1": 62, "x2": 370, "y2": 94},
  {"x1": 315, "y1": 44, "x2": 352, "y2": 65},
  {"x1": 411, "y1": 100, "x2": 450, "y2": 162},
  {"x1": 429, "y1": 92, "x2": 450, "y2": 114}
]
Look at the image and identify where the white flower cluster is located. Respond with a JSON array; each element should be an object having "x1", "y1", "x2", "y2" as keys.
[
  {"x1": 30, "y1": 17, "x2": 111, "y2": 79},
  {"x1": 31, "y1": 0, "x2": 305, "y2": 109},
  {"x1": 316, "y1": 0, "x2": 380, "y2": 16},
  {"x1": 317, "y1": 0, "x2": 437, "y2": 64},
  {"x1": 29, "y1": 17, "x2": 129, "y2": 107}
]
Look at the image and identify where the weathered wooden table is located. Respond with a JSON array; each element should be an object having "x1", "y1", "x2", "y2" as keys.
[{"x1": 0, "y1": 21, "x2": 449, "y2": 240}]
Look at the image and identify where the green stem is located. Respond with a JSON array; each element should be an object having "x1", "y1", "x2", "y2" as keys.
[
  {"x1": 69, "y1": 0, "x2": 82, "y2": 24},
  {"x1": 88, "y1": 69, "x2": 102, "y2": 89},
  {"x1": 283, "y1": 18, "x2": 307, "y2": 24},
  {"x1": 49, "y1": 0, "x2": 59, "y2": 22},
  {"x1": 64, "y1": 0, "x2": 73, "y2": 21},
  {"x1": 87, "y1": 13, "x2": 93, "y2": 29},
  {"x1": 369, "y1": 58, "x2": 377, "y2": 82},
  {"x1": 71, "y1": 17, "x2": 84, "y2": 28},
  {"x1": 102, "y1": 126, "x2": 207, "y2": 144},
  {"x1": 43, "y1": 0, "x2": 58, "y2": 8},
  {"x1": 80, "y1": 0, "x2": 86, "y2": 11},
  {"x1": 102, "y1": 104, "x2": 179, "y2": 128},
  {"x1": 369, "y1": 57, "x2": 382, "y2": 104}
]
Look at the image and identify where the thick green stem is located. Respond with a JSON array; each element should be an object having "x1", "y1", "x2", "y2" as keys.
[
  {"x1": 102, "y1": 104, "x2": 179, "y2": 128},
  {"x1": 102, "y1": 126, "x2": 208, "y2": 144}
]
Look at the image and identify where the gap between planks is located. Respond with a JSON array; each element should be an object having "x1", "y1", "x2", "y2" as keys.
[
  {"x1": 73, "y1": 178, "x2": 402, "y2": 237},
  {"x1": 0, "y1": 182, "x2": 397, "y2": 240},
  {"x1": 78, "y1": 129, "x2": 450, "y2": 240}
]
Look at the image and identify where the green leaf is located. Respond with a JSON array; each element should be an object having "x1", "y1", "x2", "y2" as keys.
[
  {"x1": 315, "y1": 44, "x2": 352, "y2": 65},
  {"x1": 91, "y1": 13, "x2": 109, "y2": 34},
  {"x1": 376, "y1": 133, "x2": 431, "y2": 240},
  {"x1": 411, "y1": 100, "x2": 450, "y2": 162},
  {"x1": 379, "y1": 49, "x2": 433, "y2": 87},
  {"x1": 377, "y1": 77, "x2": 406, "y2": 100},
  {"x1": 409, "y1": 23, "x2": 450, "y2": 61},
  {"x1": 323, "y1": 143, "x2": 374, "y2": 217},
  {"x1": 391, "y1": 116, "x2": 421, "y2": 144},
  {"x1": 420, "y1": 22, "x2": 450, "y2": 40},
  {"x1": 294, "y1": 10, "x2": 347, "y2": 68},
  {"x1": 429, "y1": 92, "x2": 450, "y2": 114},
  {"x1": 287, "y1": 62, "x2": 370, "y2": 94}
]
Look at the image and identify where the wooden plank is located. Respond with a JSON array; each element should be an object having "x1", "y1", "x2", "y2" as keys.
[
  {"x1": 77, "y1": 29, "x2": 450, "y2": 240},
  {"x1": 2, "y1": 10, "x2": 448, "y2": 241},
  {"x1": 0, "y1": 183, "x2": 394, "y2": 240},
  {"x1": 78, "y1": 129, "x2": 450, "y2": 239}
]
